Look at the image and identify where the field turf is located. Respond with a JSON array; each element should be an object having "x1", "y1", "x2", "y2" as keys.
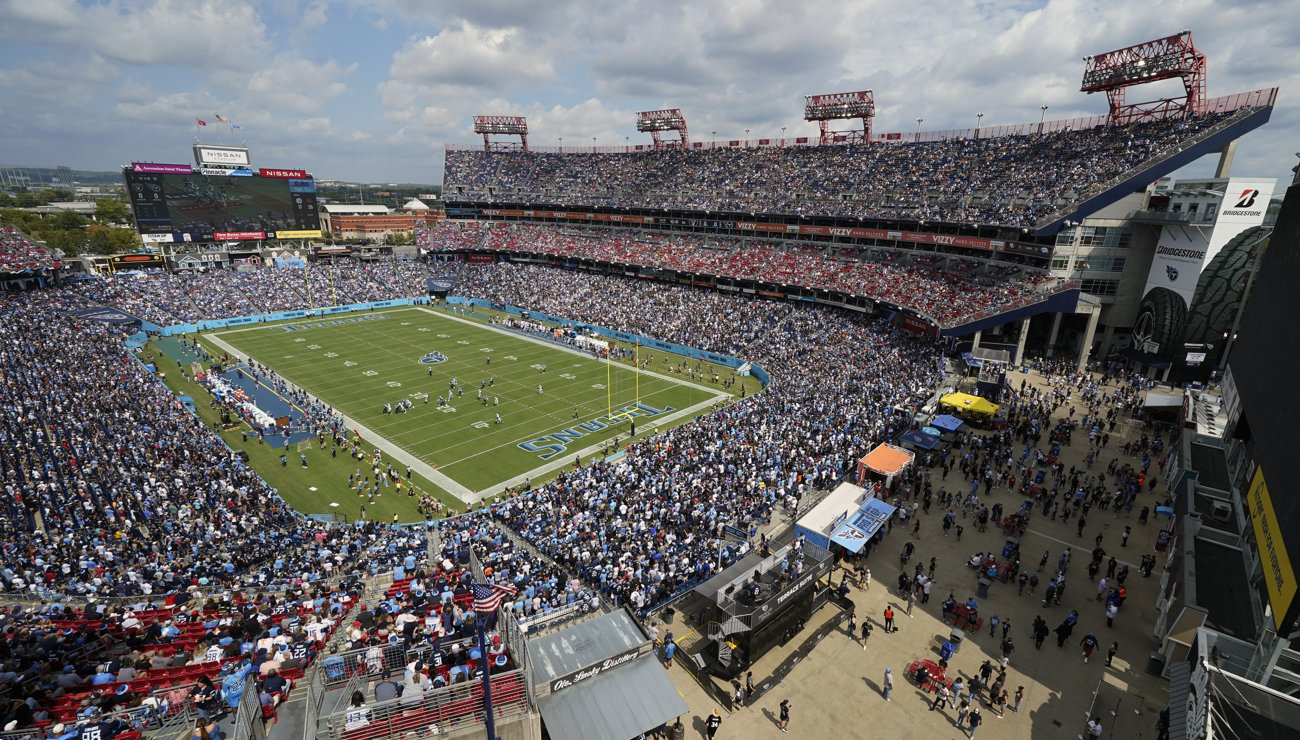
[{"x1": 200, "y1": 306, "x2": 729, "y2": 499}]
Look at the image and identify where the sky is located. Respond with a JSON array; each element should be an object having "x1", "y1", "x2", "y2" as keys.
[{"x1": 0, "y1": 0, "x2": 1297, "y2": 186}]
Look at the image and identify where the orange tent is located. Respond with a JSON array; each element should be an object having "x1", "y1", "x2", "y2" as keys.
[{"x1": 856, "y1": 443, "x2": 915, "y2": 485}]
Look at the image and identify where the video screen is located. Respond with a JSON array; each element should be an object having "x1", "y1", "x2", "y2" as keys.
[{"x1": 124, "y1": 170, "x2": 319, "y2": 238}]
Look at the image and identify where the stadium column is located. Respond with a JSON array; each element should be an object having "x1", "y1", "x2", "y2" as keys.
[
  {"x1": 971, "y1": 330, "x2": 982, "y2": 352},
  {"x1": 1014, "y1": 318, "x2": 1031, "y2": 367},
  {"x1": 1077, "y1": 305, "x2": 1101, "y2": 373},
  {"x1": 1215, "y1": 139, "x2": 1238, "y2": 178},
  {"x1": 1046, "y1": 312, "x2": 1063, "y2": 358}
]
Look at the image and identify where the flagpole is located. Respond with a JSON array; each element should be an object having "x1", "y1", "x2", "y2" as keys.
[
  {"x1": 476, "y1": 608, "x2": 499, "y2": 740},
  {"x1": 468, "y1": 552, "x2": 500, "y2": 740}
]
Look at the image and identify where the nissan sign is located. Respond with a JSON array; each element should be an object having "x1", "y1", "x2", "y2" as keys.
[{"x1": 194, "y1": 145, "x2": 250, "y2": 167}]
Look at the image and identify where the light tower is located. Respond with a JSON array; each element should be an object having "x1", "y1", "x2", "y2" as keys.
[
  {"x1": 636, "y1": 109, "x2": 689, "y2": 149},
  {"x1": 472, "y1": 115, "x2": 529, "y2": 151},
  {"x1": 1080, "y1": 31, "x2": 1207, "y2": 125},
  {"x1": 803, "y1": 90, "x2": 875, "y2": 145}
]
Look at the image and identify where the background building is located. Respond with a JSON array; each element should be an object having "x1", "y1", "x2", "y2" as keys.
[{"x1": 1155, "y1": 178, "x2": 1300, "y2": 737}]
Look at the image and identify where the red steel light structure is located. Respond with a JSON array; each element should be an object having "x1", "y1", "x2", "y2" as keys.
[
  {"x1": 636, "y1": 109, "x2": 689, "y2": 149},
  {"x1": 804, "y1": 90, "x2": 875, "y2": 145},
  {"x1": 1080, "y1": 31, "x2": 1207, "y2": 125},
  {"x1": 473, "y1": 115, "x2": 529, "y2": 152}
]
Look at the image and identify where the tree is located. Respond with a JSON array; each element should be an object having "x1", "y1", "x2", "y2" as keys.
[
  {"x1": 106, "y1": 227, "x2": 139, "y2": 254},
  {"x1": 50, "y1": 210, "x2": 88, "y2": 231},
  {"x1": 42, "y1": 230, "x2": 82, "y2": 257},
  {"x1": 94, "y1": 198, "x2": 132, "y2": 224}
]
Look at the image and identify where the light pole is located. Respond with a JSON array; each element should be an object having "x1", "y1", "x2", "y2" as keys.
[
  {"x1": 915, "y1": 117, "x2": 924, "y2": 142},
  {"x1": 745, "y1": 128, "x2": 750, "y2": 147},
  {"x1": 781, "y1": 125, "x2": 786, "y2": 143},
  {"x1": 712, "y1": 130, "x2": 717, "y2": 150},
  {"x1": 592, "y1": 136, "x2": 597, "y2": 150},
  {"x1": 1039, "y1": 104, "x2": 1049, "y2": 133},
  {"x1": 557, "y1": 136, "x2": 562, "y2": 153},
  {"x1": 975, "y1": 112, "x2": 984, "y2": 138}
]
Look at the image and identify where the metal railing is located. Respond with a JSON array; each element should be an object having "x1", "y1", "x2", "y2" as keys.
[
  {"x1": 323, "y1": 669, "x2": 528, "y2": 740},
  {"x1": 230, "y1": 679, "x2": 266, "y2": 740},
  {"x1": 444, "y1": 89, "x2": 1276, "y2": 155},
  {"x1": 303, "y1": 665, "x2": 327, "y2": 740}
]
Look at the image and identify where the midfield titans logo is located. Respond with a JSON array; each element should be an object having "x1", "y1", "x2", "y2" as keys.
[
  {"x1": 418, "y1": 351, "x2": 447, "y2": 365},
  {"x1": 1166, "y1": 265, "x2": 1179, "y2": 282}
]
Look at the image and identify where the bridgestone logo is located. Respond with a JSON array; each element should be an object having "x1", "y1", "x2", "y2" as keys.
[
  {"x1": 1221, "y1": 210, "x2": 1262, "y2": 217},
  {"x1": 1156, "y1": 246, "x2": 1205, "y2": 259}
]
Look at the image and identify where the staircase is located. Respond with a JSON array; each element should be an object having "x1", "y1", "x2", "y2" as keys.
[{"x1": 707, "y1": 616, "x2": 751, "y2": 666}]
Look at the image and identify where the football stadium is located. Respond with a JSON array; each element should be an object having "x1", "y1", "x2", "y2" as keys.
[{"x1": 2, "y1": 24, "x2": 1299, "y2": 740}]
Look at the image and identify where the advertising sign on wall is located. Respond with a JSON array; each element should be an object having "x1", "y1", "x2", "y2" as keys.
[
  {"x1": 1247, "y1": 466, "x2": 1297, "y2": 630},
  {"x1": 194, "y1": 145, "x2": 251, "y2": 167}
]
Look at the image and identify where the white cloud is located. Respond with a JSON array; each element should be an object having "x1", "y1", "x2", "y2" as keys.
[
  {"x1": 388, "y1": 21, "x2": 556, "y2": 89},
  {"x1": 0, "y1": 0, "x2": 270, "y2": 70},
  {"x1": 0, "y1": 0, "x2": 1296, "y2": 185},
  {"x1": 289, "y1": 116, "x2": 373, "y2": 142},
  {"x1": 214, "y1": 57, "x2": 355, "y2": 116}
]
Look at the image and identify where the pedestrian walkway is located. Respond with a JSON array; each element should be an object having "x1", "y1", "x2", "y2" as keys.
[{"x1": 661, "y1": 367, "x2": 1171, "y2": 739}]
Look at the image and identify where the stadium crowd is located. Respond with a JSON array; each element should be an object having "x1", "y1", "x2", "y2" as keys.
[
  {"x1": 62, "y1": 224, "x2": 1059, "y2": 328},
  {"x1": 0, "y1": 251, "x2": 1184, "y2": 736},
  {"x1": 0, "y1": 224, "x2": 61, "y2": 272},
  {"x1": 1, "y1": 258, "x2": 941, "y2": 613},
  {"x1": 458, "y1": 265, "x2": 942, "y2": 608},
  {"x1": 444, "y1": 112, "x2": 1233, "y2": 227},
  {"x1": 0, "y1": 291, "x2": 430, "y2": 600}
]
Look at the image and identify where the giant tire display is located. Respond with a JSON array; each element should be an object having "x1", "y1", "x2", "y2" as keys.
[
  {"x1": 1180, "y1": 226, "x2": 1266, "y2": 349},
  {"x1": 1132, "y1": 287, "x2": 1186, "y2": 356}
]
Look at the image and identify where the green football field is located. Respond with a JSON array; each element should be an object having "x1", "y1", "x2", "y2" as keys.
[{"x1": 201, "y1": 306, "x2": 729, "y2": 496}]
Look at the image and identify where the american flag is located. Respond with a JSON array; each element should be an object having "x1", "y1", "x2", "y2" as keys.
[
  {"x1": 215, "y1": 114, "x2": 230, "y2": 123},
  {"x1": 472, "y1": 583, "x2": 518, "y2": 614}
]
